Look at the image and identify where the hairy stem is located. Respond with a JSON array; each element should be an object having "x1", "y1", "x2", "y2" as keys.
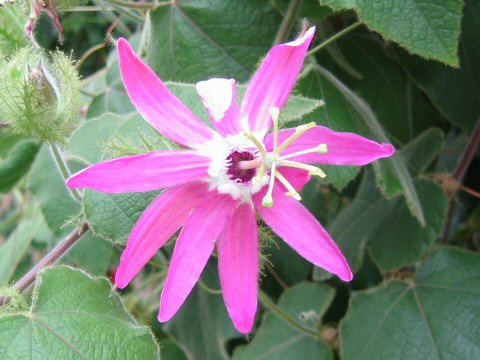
[
  {"x1": 273, "y1": 0, "x2": 303, "y2": 45},
  {"x1": 258, "y1": 289, "x2": 320, "y2": 337},
  {"x1": 104, "y1": 0, "x2": 161, "y2": 9},
  {"x1": 49, "y1": 143, "x2": 83, "y2": 203},
  {"x1": 0, "y1": 224, "x2": 89, "y2": 306},
  {"x1": 442, "y1": 120, "x2": 480, "y2": 242},
  {"x1": 307, "y1": 21, "x2": 362, "y2": 57}
]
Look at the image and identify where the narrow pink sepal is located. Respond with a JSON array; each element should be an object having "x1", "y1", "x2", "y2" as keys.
[
  {"x1": 241, "y1": 27, "x2": 315, "y2": 136},
  {"x1": 196, "y1": 78, "x2": 242, "y2": 136},
  {"x1": 218, "y1": 202, "x2": 258, "y2": 333},
  {"x1": 158, "y1": 191, "x2": 237, "y2": 322},
  {"x1": 117, "y1": 38, "x2": 215, "y2": 148},
  {"x1": 253, "y1": 186, "x2": 352, "y2": 282},
  {"x1": 115, "y1": 182, "x2": 208, "y2": 288},
  {"x1": 265, "y1": 126, "x2": 394, "y2": 165},
  {"x1": 66, "y1": 150, "x2": 210, "y2": 193}
]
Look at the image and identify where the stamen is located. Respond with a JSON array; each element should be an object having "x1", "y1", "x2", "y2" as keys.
[
  {"x1": 252, "y1": 163, "x2": 266, "y2": 186},
  {"x1": 262, "y1": 161, "x2": 276, "y2": 207},
  {"x1": 275, "y1": 122, "x2": 316, "y2": 154},
  {"x1": 280, "y1": 143, "x2": 328, "y2": 160},
  {"x1": 278, "y1": 160, "x2": 326, "y2": 178},
  {"x1": 244, "y1": 132, "x2": 266, "y2": 157},
  {"x1": 275, "y1": 170, "x2": 301, "y2": 201},
  {"x1": 269, "y1": 107, "x2": 280, "y2": 152}
]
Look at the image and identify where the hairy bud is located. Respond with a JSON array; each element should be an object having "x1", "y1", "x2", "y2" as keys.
[{"x1": 0, "y1": 47, "x2": 81, "y2": 143}]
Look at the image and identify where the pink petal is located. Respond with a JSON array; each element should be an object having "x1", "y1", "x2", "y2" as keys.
[
  {"x1": 253, "y1": 186, "x2": 352, "y2": 282},
  {"x1": 218, "y1": 202, "x2": 258, "y2": 333},
  {"x1": 117, "y1": 38, "x2": 216, "y2": 148},
  {"x1": 67, "y1": 150, "x2": 210, "y2": 193},
  {"x1": 240, "y1": 27, "x2": 315, "y2": 136},
  {"x1": 196, "y1": 78, "x2": 242, "y2": 136},
  {"x1": 277, "y1": 166, "x2": 310, "y2": 191},
  {"x1": 265, "y1": 126, "x2": 394, "y2": 165},
  {"x1": 158, "y1": 191, "x2": 237, "y2": 322},
  {"x1": 115, "y1": 182, "x2": 208, "y2": 288}
]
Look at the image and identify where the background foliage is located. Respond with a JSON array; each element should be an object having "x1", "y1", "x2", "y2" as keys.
[{"x1": 0, "y1": 0, "x2": 479, "y2": 359}]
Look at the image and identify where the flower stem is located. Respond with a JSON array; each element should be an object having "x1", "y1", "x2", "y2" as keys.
[
  {"x1": 0, "y1": 224, "x2": 89, "y2": 306},
  {"x1": 307, "y1": 21, "x2": 362, "y2": 57},
  {"x1": 442, "y1": 119, "x2": 480, "y2": 242},
  {"x1": 49, "y1": 143, "x2": 83, "y2": 203},
  {"x1": 273, "y1": 0, "x2": 303, "y2": 45},
  {"x1": 258, "y1": 289, "x2": 320, "y2": 337},
  {"x1": 104, "y1": 0, "x2": 163, "y2": 10}
]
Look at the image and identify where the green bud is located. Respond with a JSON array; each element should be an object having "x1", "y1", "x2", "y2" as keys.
[
  {"x1": 0, "y1": 286, "x2": 28, "y2": 315},
  {"x1": 0, "y1": 47, "x2": 81, "y2": 143}
]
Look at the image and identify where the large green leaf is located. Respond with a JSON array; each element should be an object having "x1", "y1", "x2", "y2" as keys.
[
  {"x1": 164, "y1": 263, "x2": 239, "y2": 360},
  {"x1": 340, "y1": 247, "x2": 480, "y2": 359},
  {"x1": 233, "y1": 282, "x2": 334, "y2": 360},
  {"x1": 147, "y1": 0, "x2": 281, "y2": 82},
  {"x1": 298, "y1": 65, "x2": 425, "y2": 224},
  {"x1": 320, "y1": 0, "x2": 462, "y2": 66},
  {"x1": 398, "y1": 0, "x2": 480, "y2": 133},
  {"x1": 0, "y1": 266, "x2": 160, "y2": 359},
  {"x1": 0, "y1": 204, "x2": 43, "y2": 285},
  {"x1": 28, "y1": 146, "x2": 80, "y2": 237}
]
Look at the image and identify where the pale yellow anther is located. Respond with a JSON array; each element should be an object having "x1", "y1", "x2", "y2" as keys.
[
  {"x1": 318, "y1": 143, "x2": 328, "y2": 154},
  {"x1": 262, "y1": 161, "x2": 277, "y2": 207},
  {"x1": 244, "y1": 132, "x2": 266, "y2": 156},
  {"x1": 308, "y1": 168, "x2": 327, "y2": 178},
  {"x1": 276, "y1": 122, "x2": 316, "y2": 154},
  {"x1": 275, "y1": 170, "x2": 301, "y2": 201},
  {"x1": 269, "y1": 107, "x2": 280, "y2": 152}
]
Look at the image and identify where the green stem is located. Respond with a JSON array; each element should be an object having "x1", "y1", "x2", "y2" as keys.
[
  {"x1": 273, "y1": 0, "x2": 303, "y2": 45},
  {"x1": 49, "y1": 143, "x2": 82, "y2": 203},
  {"x1": 258, "y1": 290, "x2": 319, "y2": 337},
  {"x1": 307, "y1": 21, "x2": 362, "y2": 57}
]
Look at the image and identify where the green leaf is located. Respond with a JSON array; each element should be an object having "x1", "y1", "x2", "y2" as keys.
[
  {"x1": 340, "y1": 247, "x2": 480, "y2": 359},
  {"x1": 0, "y1": 138, "x2": 39, "y2": 193},
  {"x1": 64, "y1": 230, "x2": 114, "y2": 275},
  {"x1": 320, "y1": 0, "x2": 462, "y2": 66},
  {"x1": 164, "y1": 263, "x2": 239, "y2": 360},
  {"x1": 0, "y1": 204, "x2": 43, "y2": 285},
  {"x1": 398, "y1": 0, "x2": 480, "y2": 132},
  {"x1": 0, "y1": 6, "x2": 28, "y2": 55},
  {"x1": 147, "y1": 0, "x2": 281, "y2": 82},
  {"x1": 233, "y1": 282, "x2": 334, "y2": 360},
  {"x1": 0, "y1": 266, "x2": 160, "y2": 359},
  {"x1": 298, "y1": 65, "x2": 425, "y2": 224},
  {"x1": 84, "y1": 190, "x2": 159, "y2": 244},
  {"x1": 28, "y1": 146, "x2": 80, "y2": 237}
]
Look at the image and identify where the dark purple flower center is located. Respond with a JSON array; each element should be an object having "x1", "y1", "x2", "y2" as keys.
[{"x1": 226, "y1": 150, "x2": 257, "y2": 183}]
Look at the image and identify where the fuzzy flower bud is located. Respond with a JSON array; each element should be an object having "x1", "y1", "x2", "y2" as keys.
[{"x1": 0, "y1": 47, "x2": 81, "y2": 143}]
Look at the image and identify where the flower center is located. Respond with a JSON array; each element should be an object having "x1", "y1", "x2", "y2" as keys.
[{"x1": 226, "y1": 150, "x2": 258, "y2": 183}]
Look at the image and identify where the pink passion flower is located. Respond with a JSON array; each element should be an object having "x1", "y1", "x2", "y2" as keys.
[{"x1": 67, "y1": 27, "x2": 394, "y2": 333}]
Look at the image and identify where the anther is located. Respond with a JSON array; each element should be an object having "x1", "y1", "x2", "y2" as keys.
[
  {"x1": 262, "y1": 161, "x2": 277, "y2": 207},
  {"x1": 275, "y1": 170, "x2": 301, "y2": 201},
  {"x1": 278, "y1": 160, "x2": 327, "y2": 179},
  {"x1": 269, "y1": 107, "x2": 280, "y2": 152}
]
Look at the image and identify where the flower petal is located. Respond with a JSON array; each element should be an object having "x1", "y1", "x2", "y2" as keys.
[
  {"x1": 277, "y1": 166, "x2": 310, "y2": 191},
  {"x1": 240, "y1": 27, "x2": 315, "y2": 136},
  {"x1": 115, "y1": 182, "x2": 208, "y2": 288},
  {"x1": 67, "y1": 150, "x2": 210, "y2": 193},
  {"x1": 158, "y1": 191, "x2": 237, "y2": 322},
  {"x1": 118, "y1": 38, "x2": 215, "y2": 148},
  {"x1": 196, "y1": 78, "x2": 242, "y2": 136},
  {"x1": 253, "y1": 186, "x2": 352, "y2": 282},
  {"x1": 218, "y1": 202, "x2": 258, "y2": 333},
  {"x1": 266, "y1": 126, "x2": 395, "y2": 165}
]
